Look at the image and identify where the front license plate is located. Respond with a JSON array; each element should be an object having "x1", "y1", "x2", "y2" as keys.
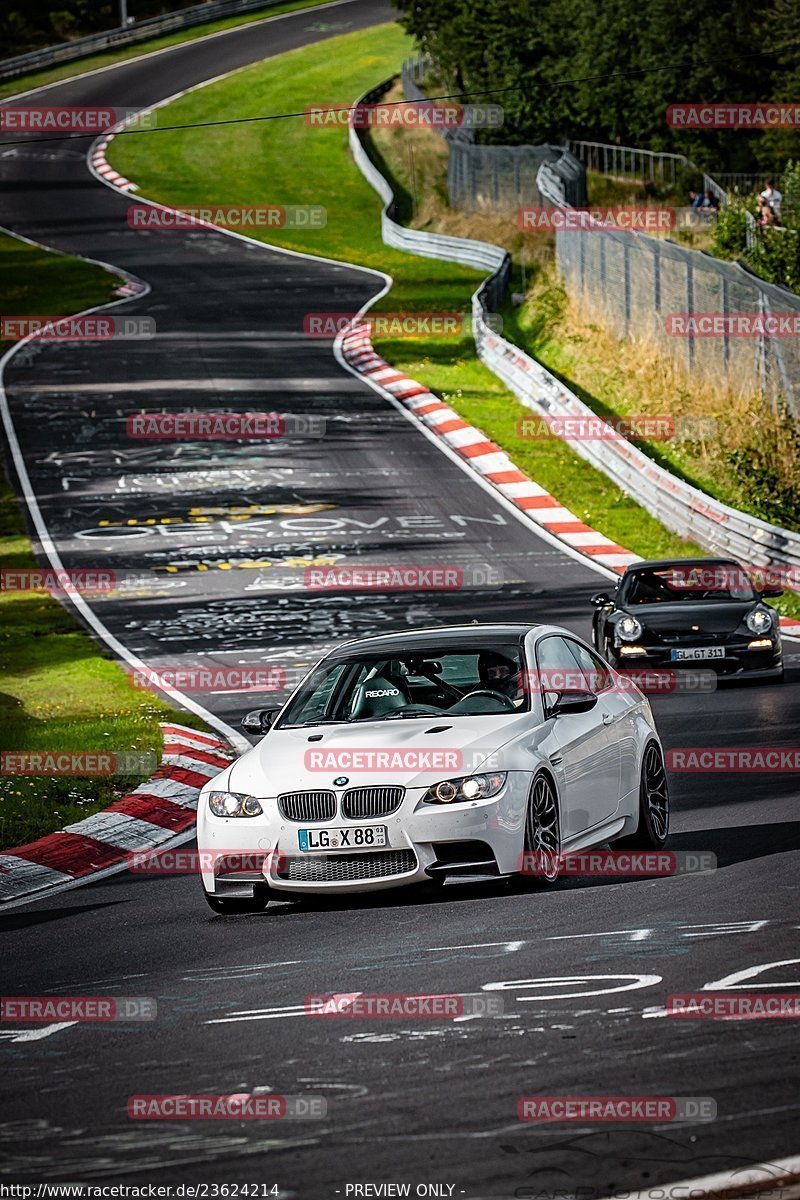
[
  {"x1": 670, "y1": 646, "x2": 725, "y2": 661},
  {"x1": 298, "y1": 825, "x2": 387, "y2": 852}
]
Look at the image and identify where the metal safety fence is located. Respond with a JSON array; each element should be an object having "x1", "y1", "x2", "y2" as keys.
[
  {"x1": 568, "y1": 138, "x2": 758, "y2": 253},
  {"x1": 568, "y1": 139, "x2": 728, "y2": 208},
  {"x1": 538, "y1": 174, "x2": 800, "y2": 414},
  {"x1": 401, "y1": 56, "x2": 587, "y2": 213}
]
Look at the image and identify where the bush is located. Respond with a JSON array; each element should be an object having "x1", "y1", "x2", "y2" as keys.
[
  {"x1": 750, "y1": 226, "x2": 800, "y2": 291},
  {"x1": 711, "y1": 196, "x2": 751, "y2": 260}
]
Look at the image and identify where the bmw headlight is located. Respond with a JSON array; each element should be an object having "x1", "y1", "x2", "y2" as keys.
[
  {"x1": 616, "y1": 615, "x2": 643, "y2": 643},
  {"x1": 746, "y1": 608, "x2": 773, "y2": 635},
  {"x1": 423, "y1": 773, "x2": 507, "y2": 804},
  {"x1": 208, "y1": 791, "x2": 263, "y2": 818}
]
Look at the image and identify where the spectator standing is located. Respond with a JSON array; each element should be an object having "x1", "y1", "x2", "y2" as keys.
[{"x1": 759, "y1": 179, "x2": 782, "y2": 218}]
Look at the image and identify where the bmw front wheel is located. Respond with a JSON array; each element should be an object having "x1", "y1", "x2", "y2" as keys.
[{"x1": 519, "y1": 772, "x2": 562, "y2": 887}]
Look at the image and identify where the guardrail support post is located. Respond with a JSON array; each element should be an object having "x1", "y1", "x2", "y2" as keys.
[
  {"x1": 623, "y1": 238, "x2": 631, "y2": 335},
  {"x1": 653, "y1": 240, "x2": 661, "y2": 315},
  {"x1": 686, "y1": 258, "x2": 695, "y2": 367}
]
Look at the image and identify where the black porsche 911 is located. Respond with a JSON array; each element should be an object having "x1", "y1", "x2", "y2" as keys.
[{"x1": 591, "y1": 557, "x2": 784, "y2": 682}]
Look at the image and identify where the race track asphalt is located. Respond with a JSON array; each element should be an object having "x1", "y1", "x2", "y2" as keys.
[{"x1": 1, "y1": 2, "x2": 799, "y2": 1192}]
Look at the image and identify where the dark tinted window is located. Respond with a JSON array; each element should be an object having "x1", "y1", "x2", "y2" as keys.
[{"x1": 621, "y1": 565, "x2": 755, "y2": 605}]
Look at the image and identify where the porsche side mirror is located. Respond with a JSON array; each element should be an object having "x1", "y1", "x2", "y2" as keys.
[
  {"x1": 550, "y1": 690, "x2": 598, "y2": 717},
  {"x1": 591, "y1": 592, "x2": 611, "y2": 608},
  {"x1": 760, "y1": 587, "x2": 783, "y2": 599},
  {"x1": 241, "y1": 708, "x2": 278, "y2": 734}
]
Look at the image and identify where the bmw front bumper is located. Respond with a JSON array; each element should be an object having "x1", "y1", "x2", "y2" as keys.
[{"x1": 197, "y1": 774, "x2": 531, "y2": 896}]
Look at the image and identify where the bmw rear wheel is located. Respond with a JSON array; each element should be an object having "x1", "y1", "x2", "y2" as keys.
[{"x1": 617, "y1": 742, "x2": 670, "y2": 849}]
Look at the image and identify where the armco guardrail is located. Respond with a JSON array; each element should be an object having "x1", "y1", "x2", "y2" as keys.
[
  {"x1": 350, "y1": 78, "x2": 800, "y2": 584},
  {"x1": 0, "y1": 0, "x2": 287, "y2": 82},
  {"x1": 352, "y1": 81, "x2": 511, "y2": 311}
]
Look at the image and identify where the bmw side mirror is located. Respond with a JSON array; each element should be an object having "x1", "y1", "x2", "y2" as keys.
[
  {"x1": 241, "y1": 708, "x2": 278, "y2": 734},
  {"x1": 591, "y1": 592, "x2": 611, "y2": 608},
  {"x1": 550, "y1": 690, "x2": 598, "y2": 717}
]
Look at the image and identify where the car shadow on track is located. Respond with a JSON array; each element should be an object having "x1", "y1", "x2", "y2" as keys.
[{"x1": 237, "y1": 819, "x2": 800, "y2": 916}]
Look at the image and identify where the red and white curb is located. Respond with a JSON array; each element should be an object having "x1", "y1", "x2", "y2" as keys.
[
  {"x1": 342, "y1": 326, "x2": 640, "y2": 574},
  {"x1": 340, "y1": 326, "x2": 800, "y2": 641},
  {"x1": 91, "y1": 136, "x2": 138, "y2": 192},
  {"x1": 0, "y1": 723, "x2": 231, "y2": 905}
]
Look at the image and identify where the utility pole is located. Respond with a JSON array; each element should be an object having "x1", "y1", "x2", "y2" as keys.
[{"x1": 120, "y1": 0, "x2": 128, "y2": 27}]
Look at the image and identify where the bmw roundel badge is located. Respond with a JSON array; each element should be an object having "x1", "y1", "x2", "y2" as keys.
[{"x1": 333, "y1": 776, "x2": 349, "y2": 787}]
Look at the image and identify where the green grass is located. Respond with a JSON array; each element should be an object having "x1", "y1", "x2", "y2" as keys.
[
  {"x1": 108, "y1": 23, "x2": 483, "y2": 304},
  {"x1": 0, "y1": 0, "x2": 337, "y2": 102},
  {"x1": 106, "y1": 23, "x2": 800, "y2": 621},
  {"x1": 0, "y1": 233, "x2": 206, "y2": 848}
]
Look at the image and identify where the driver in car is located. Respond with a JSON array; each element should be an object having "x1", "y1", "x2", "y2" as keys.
[{"x1": 478, "y1": 650, "x2": 523, "y2": 705}]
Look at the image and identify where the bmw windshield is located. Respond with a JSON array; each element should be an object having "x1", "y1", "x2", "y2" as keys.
[{"x1": 278, "y1": 642, "x2": 529, "y2": 728}]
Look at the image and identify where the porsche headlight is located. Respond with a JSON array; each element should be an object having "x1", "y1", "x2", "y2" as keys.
[
  {"x1": 616, "y1": 615, "x2": 643, "y2": 643},
  {"x1": 423, "y1": 773, "x2": 507, "y2": 804},
  {"x1": 208, "y1": 791, "x2": 263, "y2": 818},
  {"x1": 746, "y1": 608, "x2": 773, "y2": 635}
]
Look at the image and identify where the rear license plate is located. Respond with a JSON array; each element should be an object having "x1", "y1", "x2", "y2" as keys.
[
  {"x1": 670, "y1": 646, "x2": 725, "y2": 661},
  {"x1": 298, "y1": 825, "x2": 387, "y2": 852}
]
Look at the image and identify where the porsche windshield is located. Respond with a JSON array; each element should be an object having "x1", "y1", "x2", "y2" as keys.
[
  {"x1": 278, "y1": 643, "x2": 529, "y2": 727},
  {"x1": 622, "y1": 565, "x2": 757, "y2": 605}
]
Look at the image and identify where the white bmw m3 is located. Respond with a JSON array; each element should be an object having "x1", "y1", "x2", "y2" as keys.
[{"x1": 197, "y1": 624, "x2": 670, "y2": 913}]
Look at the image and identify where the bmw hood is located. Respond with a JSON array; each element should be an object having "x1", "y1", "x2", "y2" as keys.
[{"x1": 225, "y1": 713, "x2": 532, "y2": 796}]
